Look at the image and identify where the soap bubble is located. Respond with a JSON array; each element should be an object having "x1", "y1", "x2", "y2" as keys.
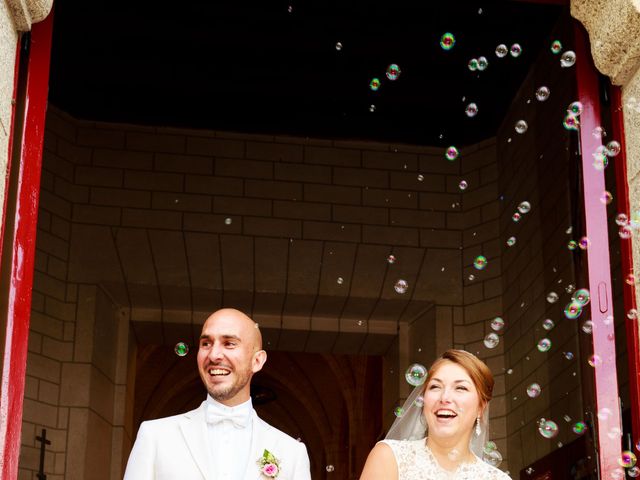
[
  {"x1": 568, "y1": 101, "x2": 583, "y2": 116},
  {"x1": 628, "y1": 308, "x2": 638, "y2": 320},
  {"x1": 369, "y1": 78, "x2": 381, "y2": 91},
  {"x1": 536, "y1": 86, "x2": 550, "y2": 101},
  {"x1": 326, "y1": 465, "x2": 335, "y2": 472},
  {"x1": 542, "y1": 319, "x2": 555, "y2": 331},
  {"x1": 546, "y1": 292, "x2": 559, "y2": 303},
  {"x1": 629, "y1": 466, "x2": 640, "y2": 478},
  {"x1": 491, "y1": 317, "x2": 505, "y2": 331},
  {"x1": 405, "y1": 363, "x2": 428, "y2": 386},
  {"x1": 564, "y1": 302, "x2": 583, "y2": 320},
  {"x1": 550, "y1": 40, "x2": 562, "y2": 54},
  {"x1": 484, "y1": 333, "x2": 500, "y2": 349},
  {"x1": 335, "y1": 42, "x2": 343, "y2": 51},
  {"x1": 394, "y1": 279, "x2": 408, "y2": 294},
  {"x1": 440, "y1": 32, "x2": 456, "y2": 50},
  {"x1": 572, "y1": 288, "x2": 591, "y2": 305},
  {"x1": 465, "y1": 103, "x2": 478, "y2": 117},
  {"x1": 413, "y1": 395, "x2": 424, "y2": 408},
  {"x1": 538, "y1": 419, "x2": 559, "y2": 439},
  {"x1": 468, "y1": 274, "x2": 475, "y2": 281},
  {"x1": 483, "y1": 449, "x2": 503, "y2": 467},
  {"x1": 626, "y1": 273, "x2": 636, "y2": 285},
  {"x1": 448, "y1": 448, "x2": 461, "y2": 461},
  {"x1": 387, "y1": 254, "x2": 396, "y2": 264},
  {"x1": 619, "y1": 451, "x2": 637, "y2": 468},
  {"x1": 564, "y1": 351, "x2": 574, "y2": 360},
  {"x1": 563, "y1": 114, "x2": 580, "y2": 131},
  {"x1": 369, "y1": 104, "x2": 376, "y2": 113},
  {"x1": 588, "y1": 354, "x2": 602, "y2": 367},
  {"x1": 512, "y1": 212, "x2": 521, "y2": 222},
  {"x1": 174, "y1": 342, "x2": 189, "y2": 356},
  {"x1": 225, "y1": 217, "x2": 233, "y2": 225},
  {"x1": 527, "y1": 383, "x2": 542, "y2": 398},
  {"x1": 474, "y1": 255, "x2": 488, "y2": 270},
  {"x1": 572, "y1": 421, "x2": 587, "y2": 435},
  {"x1": 337, "y1": 277, "x2": 344, "y2": 285},
  {"x1": 566, "y1": 284, "x2": 576, "y2": 294},
  {"x1": 560, "y1": 50, "x2": 576, "y2": 67},
  {"x1": 468, "y1": 58, "x2": 479, "y2": 71},
  {"x1": 537, "y1": 338, "x2": 552, "y2": 352},
  {"x1": 477, "y1": 56, "x2": 488, "y2": 71},
  {"x1": 515, "y1": 120, "x2": 528, "y2": 134},
  {"x1": 606, "y1": 140, "x2": 621, "y2": 157},
  {"x1": 394, "y1": 407, "x2": 405, "y2": 417},
  {"x1": 593, "y1": 126, "x2": 606, "y2": 138},
  {"x1": 386, "y1": 64, "x2": 401, "y2": 81},
  {"x1": 506, "y1": 236, "x2": 516, "y2": 247},
  {"x1": 459, "y1": 180, "x2": 468, "y2": 190},
  {"x1": 616, "y1": 213, "x2": 629, "y2": 226},
  {"x1": 620, "y1": 226, "x2": 633, "y2": 239},
  {"x1": 495, "y1": 44, "x2": 508, "y2": 58},
  {"x1": 582, "y1": 320, "x2": 593, "y2": 334},
  {"x1": 600, "y1": 191, "x2": 613, "y2": 205},
  {"x1": 484, "y1": 441, "x2": 497, "y2": 454},
  {"x1": 445, "y1": 146, "x2": 460, "y2": 161},
  {"x1": 598, "y1": 407, "x2": 612, "y2": 421},
  {"x1": 567, "y1": 240, "x2": 578, "y2": 250},
  {"x1": 510, "y1": 43, "x2": 522, "y2": 57},
  {"x1": 518, "y1": 201, "x2": 531, "y2": 214},
  {"x1": 579, "y1": 237, "x2": 590, "y2": 250}
]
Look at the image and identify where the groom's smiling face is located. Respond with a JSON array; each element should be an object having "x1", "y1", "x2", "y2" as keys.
[{"x1": 197, "y1": 309, "x2": 266, "y2": 406}]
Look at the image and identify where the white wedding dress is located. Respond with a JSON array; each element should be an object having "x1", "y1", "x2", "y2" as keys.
[{"x1": 381, "y1": 439, "x2": 511, "y2": 480}]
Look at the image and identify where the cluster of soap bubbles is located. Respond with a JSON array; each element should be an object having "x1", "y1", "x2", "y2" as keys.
[
  {"x1": 510, "y1": 201, "x2": 531, "y2": 225},
  {"x1": 482, "y1": 442, "x2": 503, "y2": 467},
  {"x1": 615, "y1": 209, "x2": 640, "y2": 240},
  {"x1": 563, "y1": 100, "x2": 581, "y2": 131},
  {"x1": 468, "y1": 56, "x2": 489, "y2": 72}
]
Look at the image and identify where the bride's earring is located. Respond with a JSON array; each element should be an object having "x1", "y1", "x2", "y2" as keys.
[{"x1": 475, "y1": 416, "x2": 481, "y2": 436}]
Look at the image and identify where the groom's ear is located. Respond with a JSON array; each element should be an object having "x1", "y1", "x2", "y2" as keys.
[{"x1": 252, "y1": 349, "x2": 267, "y2": 373}]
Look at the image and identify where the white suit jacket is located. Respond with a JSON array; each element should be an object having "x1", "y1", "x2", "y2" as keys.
[{"x1": 123, "y1": 401, "x2": 311, "y2": 480}]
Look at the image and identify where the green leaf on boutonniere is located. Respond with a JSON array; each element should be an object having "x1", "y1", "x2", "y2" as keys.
[{"x1": 263, "y1": 449, "x2": 278, "y2": 464}]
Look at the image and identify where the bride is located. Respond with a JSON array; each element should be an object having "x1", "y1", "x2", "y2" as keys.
[{"x1": 360, "y1": 350, "x2": 511, "y2": 479}]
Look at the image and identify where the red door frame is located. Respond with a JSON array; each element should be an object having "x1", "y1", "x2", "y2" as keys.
[{"x1": 0, "y1": 13, "x2": 54, "y2": 480}]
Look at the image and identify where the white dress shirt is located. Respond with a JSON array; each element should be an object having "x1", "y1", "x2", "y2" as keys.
[{"x1": 206, "y1": 395, "x2": 254, "y2": 479}]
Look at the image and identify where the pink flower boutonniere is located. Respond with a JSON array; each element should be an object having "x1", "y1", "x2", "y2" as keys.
[{"x1": 258, "y1": 449, "x2": 281, "y2": 478}]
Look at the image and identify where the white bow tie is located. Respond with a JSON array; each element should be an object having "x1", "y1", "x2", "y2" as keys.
[{"x1": 206, "y1": 405, "x2": 250, "y2": 429}]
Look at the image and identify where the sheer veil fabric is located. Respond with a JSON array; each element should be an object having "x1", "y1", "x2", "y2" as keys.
[{"x1": 384, "y1": 384, "x2": 490, "y2": 458}]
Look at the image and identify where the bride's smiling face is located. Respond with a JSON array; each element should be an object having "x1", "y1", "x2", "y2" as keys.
[{"x1": 422, "y1": 360, "x2": 483, "y2": 442}]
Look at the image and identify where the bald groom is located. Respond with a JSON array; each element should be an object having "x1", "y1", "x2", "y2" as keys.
[{"x1": 124, "y1": 308, "x2": 311, "y2": 480}]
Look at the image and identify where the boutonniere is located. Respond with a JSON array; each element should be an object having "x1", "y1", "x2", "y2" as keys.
[{"x1": 257, "y1": 449, "x2": 281, "y2": 478}]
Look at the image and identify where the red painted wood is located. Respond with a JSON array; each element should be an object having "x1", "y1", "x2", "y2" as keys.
[
  {"x1": 574, "y1": 24, "x2": 623, "y2": 479},
  {"x1": 0, "y1": 12, "x2": 54, "y2": 480},
  {"x1": 611, "y1": 86, "x2": 640, "y2": 447}
]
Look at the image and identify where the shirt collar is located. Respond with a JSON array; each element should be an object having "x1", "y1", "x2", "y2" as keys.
[{"x1": 206, "y1": 395, "x2": 253, "y2": 415}]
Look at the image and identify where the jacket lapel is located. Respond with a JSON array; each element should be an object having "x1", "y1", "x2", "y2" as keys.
[
  {"x1": 246, "y1": 411, "x2": 268, "y2": 480},
  {"x1": 179, "y1": 402, "x2": 215, "y2": 480}
]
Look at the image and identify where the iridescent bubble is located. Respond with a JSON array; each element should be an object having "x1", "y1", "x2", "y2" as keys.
[
  {"x1": 326, "y1": 465, "x2": 335, "y2": 472},
  {"x1": 459, "y1": 180, "x2": 468, "y2": 191},
  {"x1": 440, "y1": 32, "x2": 456, "y2": 50},
  {"x1": 386, "y1": 64, "x2": 401, "y2": 81},
  {"x1": 527, "y1": 383, "x2": 542, "y2": 398},
  {"x1": 538, "y1": 419, "x2": 559, "y2": 439},
  {"x1": 506, "y1": 236, "x2": 516, "y2": 247},
  {"x1": 567, "y1": 240, "x2": 578, "y2": 250},
  {"x1": 369, "y1": 104, "x2": 376, "y2": 113},
  {"x1": 483, "y1": 449, "x2": 503, "y2": 467},
  {"x1": 546, "y1": 292, "x2": 559, "y2": 303},
  {"x1": 629, "y1": 466, "x2": 640, "y2": 478},
  {"x1": 417, "y1": 174, "x2": 424, "y2": 182},
  {"x1": 560, "y1": 50, "x2": 576, "y2": 68},
  {"x1": 495, "y1": 44, "x2": 508, "y2": 58},
  {"x1": 465, "y1": 103, "x2": 478, "y2": 117},
  {"x1": 537, "y1": 338, "x2": 552, "y2": 352},
  {"x1": 593, "y1": 126, "x2": 606, "y2": 139},
  {"x1": 600, "y1": 191, "x2": 613, "y2": 205},
  {"x1": 369, "y1": 78, "x2": 381, "y2": 91},
  {"x1": 551, "y1": 40, "x2": 562, "y2": 54},
  {"x1": 536, "y1": 86, "x2": 550, "y2": 102},
  {"x1": 484, "y1": 332, "x2": 500, "y2": 349},
  {"x1": 484, "y1": 441, "x2": 497, "y2": 454},
  {"x1": 566, "y1": 284, "x2": 576, "y2": 294},
  {"x1": 225, "y1": 217, "x2": 233, "y2": 225},
  {"x1": 405, "y1": 363, "x2": 428, "y2": 387},
  {"x1": 337, "y1": 277, "x2": 344, "y2": 285},
  {"x1": 620, "y1": 226, "x2": 633, "y2": 239},
  {"x1": 582, "y1": 320, "x2": 593, "y2": 334},
  {"x1": 413, "y1": 395, "x2": 424, "y2": 408},
  {"x1": 628, "y1": 308, "x2": 638, "y2": 320},
  {"x1": 514, "y1": 120, "x2": 528, "y2": 134},
  {"x1": 474, "y1": 255, "x2": 488, "y2": 270},
  {"x1": 572, "y1": 421, "x2": 587, "y2": 435},
  {"x1": 542, "y1": 319, "x2": 555, "y2": 331},
  {"x1": 564, "y1": 351, "x2": 574, "y2": 360},
  {"x1": 512, "y1": 212, "x2": 521, "y2": 222},
  {"x1": 468, "y1": 274, "x2": 475, "y2": 281},
  {"x1": 477, "y1": 56, "x2": 488, "y2": 71},
  {"x1": 510, "y1": 43, "x2": 522, "y2": 57},
  {"x1": 568, "y1": 101, "x2": 583, "y2": 116},
  {"x1": 579, "y1": 236, "x2": 590, "y2": 250},
  {"x1": 387, "y1": 254, "x2": 396, "y2": 264},
  {"x1": 564, "y1": 302, "x2": 583, "y2": 320},
  {"x1": 563, "y1": 114, "x2": 580, "y2": 131},
  {"x1": 394, "y1": 279, "x2": 408, "y2": 294},
  {"x1": 606, "y1": 140, "x2": 621, "y2": 157},
  {"x1": 468, "y1": 58, "x2": 479, "y2": 71},
  {"x1": 518, "y1": 201, "x2": 531, "y2": 214},
  {"x1": 588, "y1": 354, "x2": 602, "y2": 367},
  {"x1": 445, "y1": 146, "x2": 460, "y2": 161},
  {"x1": 394, "y1": 407, "x2": 405, "y2": 417},
  {"x1": 616, "y1": 213, "x2": 629, "y2": 226},
  {"x1": 610, "y1": 468, "x2": 626, "y2": 480},
  {"x1": 287, "y1": 5, "x2": 293, "y2": 13},
  {"x1": 572, "y1": 288, "x2": 591, "y2": 306},
  {"x1": 491, "y1": 317, "x2": 505, "y2": 331},
  {"x1": 174, "y1": 342, "x2": 189, "y2": 357},
  {"x1": 335, "y1": 42, "x2": 343, "y2": 51},
  {"x1": 626, "y1": 273, "x2": 636, "y2": 285}
]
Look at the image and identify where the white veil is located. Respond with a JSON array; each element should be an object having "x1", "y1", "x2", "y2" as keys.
[{"x1": 385, "y1": 384, "x2": 490, "y2": 458}]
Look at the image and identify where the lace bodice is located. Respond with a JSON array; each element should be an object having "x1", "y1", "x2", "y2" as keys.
[{"x1": 381, "y1": 439, "x2": 511, "y2": 480}]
